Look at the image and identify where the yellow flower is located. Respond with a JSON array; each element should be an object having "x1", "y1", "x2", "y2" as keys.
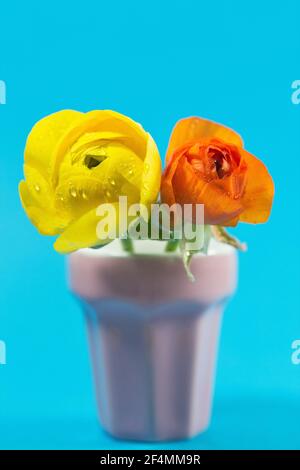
[{"x1": 19, "y1": 110, "x2": 161, "y2": 253}]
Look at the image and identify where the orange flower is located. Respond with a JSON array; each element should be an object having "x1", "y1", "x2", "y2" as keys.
[{"x1": 161, "y1": 117, "x2": 274, "y2": 226}]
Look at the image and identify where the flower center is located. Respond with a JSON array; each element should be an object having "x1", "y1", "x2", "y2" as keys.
[
  {"x1": 208, "y1": 148, "x2": 231, "y2": 179},
  {"x1": 84, "y1": 154, "x2": 107, "y2": 169},
  {"x1": 187, "y1": 142, "x2": 238, "y2": 181}
]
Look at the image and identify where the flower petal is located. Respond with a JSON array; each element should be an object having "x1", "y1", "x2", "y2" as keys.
[
  {"x1": 239, "y1": 149, "x2": 275, "y2": 223},
  {"x1": 166, "y1": 117, "x2": 244, "y2": 162},
  {"x1": 53, "y1": 201, "x2": 138, "y2": 254},
  {"x1": 24, "y1": 164, "x2": 55, "y2": 208},
  {"x1": 25, "y1": 110, "x2": 84, "y2": 178},
  {"x1": 54, "y1": 206, "x2": 109, "y2": 253},
  {"x1": 54, "y1": 176, "x2": 105, "y2": 220},
  {"x1": 19, "y1": 181, "x2": 67, "y2": 235},
  {"x1": 171, "y1": 158, "x2": 244, "y2": 225},
  {"x1": 90, "y1": 110, "x2": 147, "y2": 147},
  {"x1": 160, "y1": 150, "x2": 183, "y2": 206},
  {"x1": 51, "y1": 110, "x2": 148, "y2": 185},
  {"x1": 140, "y1": 134, "x2": 162, "y2": 206}
]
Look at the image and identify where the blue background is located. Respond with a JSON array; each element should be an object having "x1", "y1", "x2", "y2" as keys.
[{"x1": 0, "y1": 0, "x2": 299, "y2": 450}]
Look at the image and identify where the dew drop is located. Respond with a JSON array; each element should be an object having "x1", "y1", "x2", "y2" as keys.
[
  {"x1": 69, "y1": 187, "x2": 77, "y2": 198},
  {"x1": 34, "y1": 184, "x2": 41, "y2": 193},
  {"x1": 81, "y1": 189, "x2": 88, "y2": 200},
  {"x1": 109, "y1": 178, "x2": 116, "y2": 187},
  {"x1": 128, "y1": 168, "x2": 133, "y2": 176},
  {"x1": 105, "y1": 189, "x2": 112, "y2": 198}
]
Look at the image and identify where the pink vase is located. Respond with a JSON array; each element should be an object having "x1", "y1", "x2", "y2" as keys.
[{"x1": 68, "y1": 241, "x2": 237, "y2": 441}]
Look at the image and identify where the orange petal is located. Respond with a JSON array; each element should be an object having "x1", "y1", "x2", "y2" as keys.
[
  {"x1": 166, "y1": 117, "x2": 243, "y2": 162},
  {"x1": 163, "y1": 156, "x2": 244, "y2": 226},
  {"x1": 239, "y1": 149, "x2": 274, "y2": 223},
  {"x1": 160, "y1": 149, "x2": 184, "y2": 206}
]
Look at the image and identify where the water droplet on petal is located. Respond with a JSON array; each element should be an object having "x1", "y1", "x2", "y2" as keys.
[
  {"x1": 109, "y1": 178, "x2": 116, "y2": 187},
  {"x1": 128, "y1": 168, "x2": 133, "y2": 176},
  {"x1": 105, "y1": 189, "x2": 112, "y2": 198},
  {"x1": 81, "y1": 190, "x2": 88, "y2": 200},
  {"x1": 34, "y1": 184, "x2": 40, "y2": 193},
  {"x1": 69, "y1": 187, "x2": 77, "y2": 198}
]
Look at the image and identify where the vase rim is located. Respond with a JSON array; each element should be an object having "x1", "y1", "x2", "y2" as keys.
[{"x1": 74, "y1": 239, "x2": 235, "y2": 259}]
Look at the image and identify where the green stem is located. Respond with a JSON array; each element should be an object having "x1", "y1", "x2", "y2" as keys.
[
  {"x1": 211, "y1": 226, "x2": 247, "y2": 251},
  {"x1": 165, "y1": 239, "x2": 180, "y2": 252},
  {"x1": 120, "y1": 238, "x2": 134, "y2": 254}
]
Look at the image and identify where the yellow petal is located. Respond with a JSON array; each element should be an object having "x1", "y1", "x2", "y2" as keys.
[
  {"x1": 69, "y1": 131, "x2": 128, "y2": 163},
  {"x1": 24, "y1": 164, "x2": 54, "y2": 208},
  {"x1": 166, "y1": 117, "x2": 244, "y2": 162},
  {"x1": 25, "y1": 110, "x2": 84, "y2": 178},
  {"x1": 54, "y1": 207, "x2": 106, "y2": 253},
  {"x1": 54, "y1": 201, "x2": 138, "y2": 254},
  {"x1": 97, "y1": 143, "x2": 144, "y2": 190},
  {"x1": 51, "y1": 110, "x2": 148, "y2": 185},
  {"x1": 57, "y1": 151, "x2": 143, "y2": 221},
  {"x1": 19, "y1": 181, "x2": 67, "y2": 235},
  {"x1": 119, "y1": 180, "x2": 140, "y2": 205},
  {"x1": 54, "y1": 176, "x2": 105, "y2": 220},
  {"x1": 140, "y1": 134, "x2": 162, "y2": 206},
  {"x1": 59, "y1": 140, "x2": 144, "y2": 188},
  {"x1": 88, "y1": 110, "x2": 147, "y2": 149}
]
